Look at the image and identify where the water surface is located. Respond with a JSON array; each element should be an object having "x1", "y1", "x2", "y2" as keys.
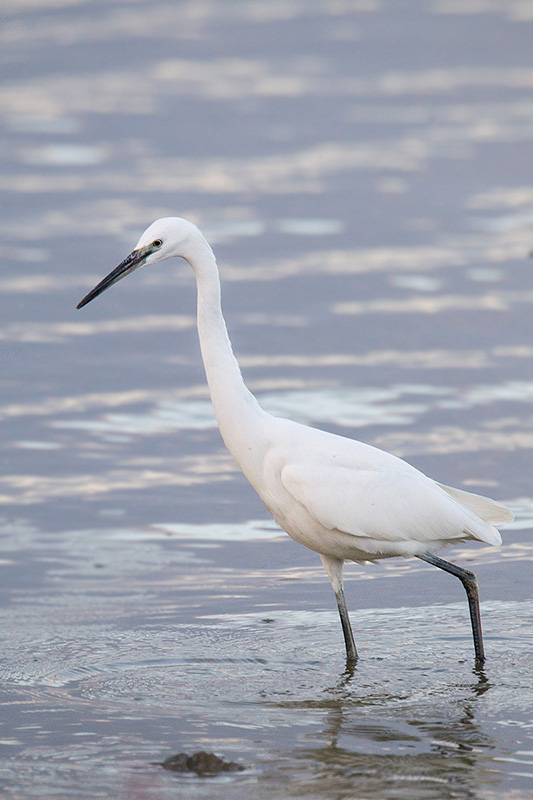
[{"x1": 1, "y1": 1, "x2": 532, "y2": 798}]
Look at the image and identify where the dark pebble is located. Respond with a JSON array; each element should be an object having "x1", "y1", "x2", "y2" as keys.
[{"x1": 159, "y1": 751, "x2": 244, "y2": 776}]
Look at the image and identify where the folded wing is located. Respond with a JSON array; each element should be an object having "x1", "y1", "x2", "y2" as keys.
[{"x1": 280, "y1": 459, "x2": 509, "y2": 548}]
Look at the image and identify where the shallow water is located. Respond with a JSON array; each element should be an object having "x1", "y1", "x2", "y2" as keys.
[
  {"x1": 1, "y1": 519, "x2": 533, "y2": 799},
  {"x1": 1, "y1": 1, "x2": 533, "y2": 798}
]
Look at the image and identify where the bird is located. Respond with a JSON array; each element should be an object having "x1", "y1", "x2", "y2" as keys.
[{"x1": 77, "y1": 217, "x2": 513, "y2": 665}]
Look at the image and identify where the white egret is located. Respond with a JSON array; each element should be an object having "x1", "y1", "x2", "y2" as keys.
[{"x1": 77, "y1": 217, "x2": 513, "y2": 664}]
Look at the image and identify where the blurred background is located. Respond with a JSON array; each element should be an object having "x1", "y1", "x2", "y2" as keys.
[{"x1": 1, "y1": 1, "x2": 533, "y2": 799}]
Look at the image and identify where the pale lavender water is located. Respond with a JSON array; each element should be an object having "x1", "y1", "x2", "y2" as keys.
[{"x1": 1, "y1": 1, "x2": 532, "y2": 798}]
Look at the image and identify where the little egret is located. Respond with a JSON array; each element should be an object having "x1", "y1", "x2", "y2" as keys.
[{"x1": 77, "y1": 217, "x2": 513, "y2": 665}]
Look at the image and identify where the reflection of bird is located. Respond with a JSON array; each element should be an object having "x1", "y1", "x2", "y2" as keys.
[{"x1": 77, "y1": 217, "x2": 513, "y2": 665}]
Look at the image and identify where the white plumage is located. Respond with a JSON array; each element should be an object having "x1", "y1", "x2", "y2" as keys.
[{"x1": 77, "y1": 217, "x2": 513, "y2": 664}]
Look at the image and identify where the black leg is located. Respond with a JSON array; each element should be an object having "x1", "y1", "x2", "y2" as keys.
[
  {"x1": 334, "y1": 585, "x2": 358, "y2": 664},
  {"x1": 417, "y1": 552, "x2": 485, "y2": 663},
  {"x1": 320, "y1": 555, "x2": 358, "y2": 664}
]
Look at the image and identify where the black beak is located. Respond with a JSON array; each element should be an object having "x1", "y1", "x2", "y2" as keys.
[{"x1": 76, "y1": 248, "x2": 148, "y2": 309}]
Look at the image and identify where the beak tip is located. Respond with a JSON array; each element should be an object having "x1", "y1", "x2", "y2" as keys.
[{"x1": 75, "y1": 248, "x2": 146, "y2": 312}]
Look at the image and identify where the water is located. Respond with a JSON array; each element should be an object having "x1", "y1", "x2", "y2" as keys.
[{"x1": 1, "y1": 1, "x2": 533, "y2": 797}]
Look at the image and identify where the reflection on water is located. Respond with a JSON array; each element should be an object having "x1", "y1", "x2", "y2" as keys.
[
  {"x1": 269, "y1": 670, "x2": 498, "y2": 800},
  {"x1": 8, "y1": 379, "x2": 533, "y2": 433},
  {"x1": 335, "y1": 291, "x2": 533, "y2": 316},
  {"x1": 0, "y1": 524, "x2": 532, "y2": 800}
]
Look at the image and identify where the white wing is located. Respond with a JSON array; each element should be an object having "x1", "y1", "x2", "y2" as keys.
[{"x1": 280, "y1": 457, "x2": 504, "y2": 548}]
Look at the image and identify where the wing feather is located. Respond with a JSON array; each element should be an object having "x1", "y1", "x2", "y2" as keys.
[{"x1": 280, "y1": 460, "x2": 503, "y2": 547}]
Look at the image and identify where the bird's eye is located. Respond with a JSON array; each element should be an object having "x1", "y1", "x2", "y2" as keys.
[{"x1": 152, "y1": 239, "x2": 163, "y2": 248}]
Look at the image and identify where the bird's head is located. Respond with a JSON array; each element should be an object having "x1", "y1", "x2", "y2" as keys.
[{"x1": 76, "y1": 217, "x2": 204, "y2": 309}]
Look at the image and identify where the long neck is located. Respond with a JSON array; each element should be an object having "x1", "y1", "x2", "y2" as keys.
[{"x1": 185, "y1": 237, "x2": 265, "y2": 470}]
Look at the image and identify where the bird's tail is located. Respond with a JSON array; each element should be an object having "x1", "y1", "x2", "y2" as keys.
[
  {"x1": 438, "y1": 482, "x2": 513, "y2": 546},
  {"x1": 437, "y1": 483, "x2": 514, "y2": 525}
]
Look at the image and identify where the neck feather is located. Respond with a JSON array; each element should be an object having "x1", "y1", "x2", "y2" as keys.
[{"x1": 185, "y1": 238, "x2": 265, "y2": 467}]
